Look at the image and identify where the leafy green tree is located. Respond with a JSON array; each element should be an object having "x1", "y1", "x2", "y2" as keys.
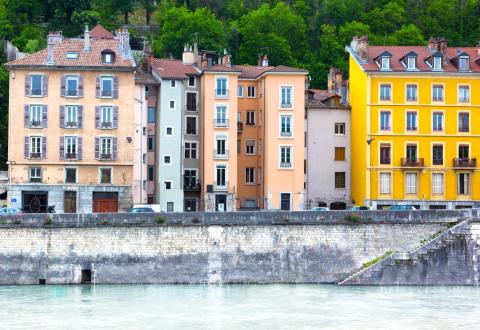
[
  {"x1": 339, "y1": 21, "x2": 372, "y2": 46},
  {"x1": 388, "y1": 24, "x2": 425, "y2": 46},
  {"x1": 12, "y1": 24, "x2": 45, "y2": 52}
]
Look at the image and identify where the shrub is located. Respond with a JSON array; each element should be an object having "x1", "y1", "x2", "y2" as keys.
[
  {"x1": 344, "y1": 215, "x2": 361, "y2": 222},
  {"x1": 44, "y1": 217, "x2": 53, "y2": 225},
  {"x1": 155, "y1": 216, "x2": 165, "y2": 224},
  {"x1": 13, "y1": 220, "x2": 21, "y2": 225},
  {"x1": 192, "y1": 217, "x2": 200, "y2": 224}
]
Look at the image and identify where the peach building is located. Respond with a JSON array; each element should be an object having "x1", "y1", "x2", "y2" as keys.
[{"x1": 5, "y1": 26, "x2": 136, "y2": 213}]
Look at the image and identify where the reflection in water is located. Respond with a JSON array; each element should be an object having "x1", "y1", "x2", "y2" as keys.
[{"x1": 0, "y1": 285, "x2": 478, "y2": 330}]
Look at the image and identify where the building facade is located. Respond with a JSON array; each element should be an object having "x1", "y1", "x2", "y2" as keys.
[
  {"x1": 348, "y1": 36, "x2": 480, "y2": 209},
  {"x1": 5, "y1": 26, "x2": 136, "y2": 213}
]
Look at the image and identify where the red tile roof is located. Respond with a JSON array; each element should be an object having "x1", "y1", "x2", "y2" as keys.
[
  {"x1": 90, "y1": 24, "x2": 114, "y2": 39},
  {"x1": 309, "y1": 89, "x2": 338, "y2": 101},
  {"x1": 202, "y1": 64, "x2": 242, "y2": 73},
  {"x1": 151, "y1": 59, "x2": 199, "y2": 79},
  {"x1": 360, "y1": 45, "x2": 480, "y2": 72},
  {"x1": 5, "y1": 38, "x2": 134, "y2": 68},
  {"x1": 232, "y1": 65, "x2": 272, "y2": 79}
]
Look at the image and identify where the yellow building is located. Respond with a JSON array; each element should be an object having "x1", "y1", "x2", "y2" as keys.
[{"x1": 348, "y1": 36, "x2": 480, "y2": 209}]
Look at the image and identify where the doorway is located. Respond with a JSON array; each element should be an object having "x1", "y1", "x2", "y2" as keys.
[
  {"x1": 280, "y1": 193, "x2": 291, "y2": 211},
  {"x1": 64, "y1": 191, "x2": 77, "y2": 213},
  {"x1": 22, "y1": 191, "x2": 48, "y2": 213},
  {"x1": 93, "y1": 192, "x2": 118, "y2": 213},
  {"x1": 215, "y1": 194, "x2": 227, "y2": 212}
]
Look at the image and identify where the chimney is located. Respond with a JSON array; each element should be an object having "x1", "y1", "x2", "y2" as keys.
[
  {"x1": 143, "y1": 42, "x2": 153, "y2": 73},
  {"x1": 115, "y1": 27, "x2": 131, "y2": 59},
  {"x1": 193, "y1": 39, "x2": 199, "y2": 65},
  {"x1": 46, "y1": 31, "x2": 63, "y2": 65},
  {"x1": 258, "y1": 54, "x2": 268, "y2": 66},
  {"x1": 350, "y1": 36, "x2": 359, "y2": 52},
  {"x1": 357, "y1": 35, "x2": 369, "y2": 61},
  {"x1": 83, "y1": 25, "x2": 91, "y2": 52},
  {"x1": 222, "y1": 48, "x2": 231, "y2": 67},
  {"x1": 327, "y1": 67, "x2": 342, "y2": 93},
  {"x1": 182, "y1": 44, "x2": 195, "y2": 65}
]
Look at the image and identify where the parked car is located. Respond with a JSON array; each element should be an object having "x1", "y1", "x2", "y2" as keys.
[
  {"x1": 128, "y1": 207, "x2": 155, "y2": 213},
  {"x1": 388, "y1": 205, "x2": 418, "y2": 211},
  {"x1": 349, "y1": 206, "x2": 371, "y2": 211},
  {"x1": 0, "y1": 207, "x2": 23, "y2": 214},
  {"x1": 310, "y1": 207, "x2": 330, "y2": 211}
]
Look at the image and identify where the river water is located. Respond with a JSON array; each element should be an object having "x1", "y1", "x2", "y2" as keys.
[{"x1": 0, "y1": 285, "x2": 478, "y2": 329}]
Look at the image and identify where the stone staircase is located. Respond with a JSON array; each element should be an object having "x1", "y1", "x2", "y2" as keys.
[{"x1": 338, "y1": 219, "x2": 477, "y2": 286}]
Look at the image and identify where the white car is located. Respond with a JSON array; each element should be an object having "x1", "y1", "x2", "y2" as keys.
[{"x1": 310, "y1": 207, "x2": 330, "y2": 211}]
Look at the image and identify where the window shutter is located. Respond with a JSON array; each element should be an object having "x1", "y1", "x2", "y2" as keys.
[
  {"x1": 60, "y1": 76, "x2": 66, "y2": 97},
  {"x1": 24, "y1": 137, "x2": 29, "y2": 159},
  {"x1": 25, "y1": 75, "x2": 30, "y2": 96},
  {"x1": 78, "y1": 76, "x2": 84, "y2": 97},
  {"x1": 78, "y1": 106, "x2": 83, "y2": 128},
  {"x1": 42, "y1": 105, "x2": 48, "y2": 128},
  {"x1": 113, "y1": 106, "x2": 119, "y2": 128},
  {"x1": 43, "y1": 75, "x2": 48, "y2": 96},
  {"x1": 95, "y1": 76, "x2": 100, "y2": 97},
  {"x1": 94, "y1": 137, "x2": 100, "y2": 159},
  {"x1": 59, "y1": 106, "x2": 65, "y2": 128},
  {"x1": 95, "y1": 106, "x2": 100, "y2": 128},
  {"x1": 24, "y1": 105, "x2": 30, "y2": 128},
  {"x1": 77, "y1": 137, "x2": 83, "y2": 160},
  {"x1": 42, "y1": 137, "x2": 47, "y2": 159},
  {"x1": 59, "y1": 137, "x2": 65, "y2": 160},
  {"x1": 113, "y1": 77, "x2": 119, "y2": 98},
  {"x1": 112, "y1": 137, "x2": 118, "y2": 160}
]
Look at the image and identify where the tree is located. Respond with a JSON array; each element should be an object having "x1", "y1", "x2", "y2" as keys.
[
  {"x1": 388, "y1": 24, "x2": 425, "y2": 46},
  {"x1": 339, "y1": 21, "x2": 372, "y2": 46}
]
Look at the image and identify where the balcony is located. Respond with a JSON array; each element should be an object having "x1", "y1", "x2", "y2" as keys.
[
  {"x1": 214, "y1": 119, "x2": 229, "y2": 128},
  {"x1": 237, "y1": 122, "x2": 243, "y2": 132},
  {"x1": 214, "y1": 181, "x2": 229, "y2": 191},
  {"x1": 280, "y1": 131, "x2": 292, "y2": 137},
  {"x1": 183, "y1": 179, "x2": 201, "y2": 192},
  {"x1": 101, "y1": 122, "x2": 113, "y2": 128},
  {"x1": 214, "y1": 150, "x2": 229, "y2": 159},
  {"x1": 400, "y1": 158, "x2": 424, "y2": 168},
  {"x1": 66, "y1": 90, "x2": 78, "y2": 97},
  {"x1": 30, "y1": 120, "x2": 42, "y2": 127},
  {"x1": 280, "y1": 102, "x2": 292, "y2": 109},
  {"x1": 101, "y1": 90, "x2": 113, "y2": 97},
  {"x1": 215, "y1": 89, "x2": 229, "y2": 99},
  {"x1": 453, "y1": 158, "x2": 477, "y2": 168},
  {"x1": 65, "y1": 121, "x2": 78, "y2": 128},
  {"x1": 280, "y1": 162, "x2": 292, "y2": 168},
  {"x1": 65, "y1": 153, "x2": 77, "y2": 160},
  {"x1": 100, "y1": 153, "x2": 112, "y2": 160}
]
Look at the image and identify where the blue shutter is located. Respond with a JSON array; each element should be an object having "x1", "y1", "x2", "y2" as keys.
[
  {"x1": 59, "y1": 137, "x2": 65, "y2": 160},
  {"x1": 77, "y1": 137, "x2": 83, "y2": 160},
  {"x1": 78, "y1": 106, "x2": 83, "y2": 128},
  {"x1": 94, "y1": 137, "x2": 100, "y2": 159},
  {"x1": 113, "y1": 77, "x2": 119, "y2": 98},
  {"x1": 112, "y1": 137, "x2": 118, "y2": 160},
  {"x1": 42, "y1": 105, "x2": 48, "y2": 128},
  {"x1": 25, "y1": 75, "x2": 30, "y2": 96},
  {"x1": 78, "y1": 76, "x2": 84, "y2": 97},
  {"x1": 60, "y1": 76, "x2": 66, "y2": 97},
  {"x1": 59, "y1": 106, "x2": 65, "y2": 128},
  {"x1": 113, "y1": 106, "x2": 119, "y2": 128},
  {"x1": 43, "y1": 75, "x2": 48, "y2": 96},
  {"x1": 24, "y1": 105, "x2": 30, "y2": 128},
  {"x1": 24, "y1": 137, "x2": 29, "y2": 159},
  {"x1": 95, "y1": 76, "x2": 100, "y2": 97},
  {"x1": 42, "y1": 137, "x2": 47, "y2": 159},
  {"x1": 95, "y1": 106, "x2": 100, "y2": 128}
]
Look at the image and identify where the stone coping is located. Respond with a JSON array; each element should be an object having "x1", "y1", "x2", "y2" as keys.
[{"x1": 0, "y1": 210, "x2": 472, "y2": 228}]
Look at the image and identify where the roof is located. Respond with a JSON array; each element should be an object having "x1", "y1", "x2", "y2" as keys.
[
  {"x1": 308, "y1": 89, "x2": 339, "y2": 102},
  {"x1": 90, "y1": 24, "x2": 114, "y2": 39},
  {"x1": 232, "y1": 65, "x2": 272, "y2": 78},
  {"x1": 151, "y1": 59, "x2": 199, "y2": 79},
  {"x1": 5, "y1": 38, "x2": 134, "y2": 68},
  {"x1": 135, "y1": 67, "x2": 158, "y2": 85},
  {"x1": 202, "y1": 64, "x2": 242, "y2": 73},
  {"x1": 357, "y1": 45, "x2": 480, "y2": 72},
  {"x1": 205, "y1": 64, "x2": 308, "y2": 78}
]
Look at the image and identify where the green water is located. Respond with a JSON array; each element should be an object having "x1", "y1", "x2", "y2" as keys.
[{"x1": 0, "y1": 285, "x2": 478, "y2": 329}]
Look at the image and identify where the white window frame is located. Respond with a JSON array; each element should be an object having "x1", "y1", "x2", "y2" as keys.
[
  {"x1": 432, "y1": 84, "x2": 444, "y2": 103},
  {"x1": 65, "y1": 136, "x2": 78, "y2": 158},
  {"x1": 100, "y1": 137, "x2": 113, "y2": 157},
  {"x1": 170, "y1": 80, "x2": 176, "y2": 88},
  {"x1": 29, "y1": 167, "x2": 42, "y2": 182},
  {"x1": 379, "y1": 110, "x2": 392, "y2": 131},
  {"x1": 245, "y1": 139, "x2": 256, "y2": 155},
  {"x1": 379, "y1": 83, "x2": 392, "y2": 102},
  {"x1": 280, "y1": 86, "x2": 293, "y2": 108},
  {"x1": 237, "y1": 85, "x2": 244, "y2": 97},
  {"x1": 405, "y1": 84, "x2": 418, "y2": 102},
  {"x1": 30, "y1": 136, "x2": 42, "y2": 156},
  {"x1": 215, "y1": 76, "x2": 228, "y2": 98},
  {"x1": 215, "y1": 104, "x2": 228, "y2": 127},
  {"x1": 30, "y1": 105, "x2": 43, "y2": 127},
  {"x1": 457, "y1": 173, "x2": 470, "y2": 195},
  {"x1": 405, "y1": 172, "x2": 418, "y2": 195},
  {"x1": 65, "y1": 75, "x2": 79, "y2": 97},
  {"x1": 100, "y1": 106, "x2": 113, "y2": 128},
  {"x1": 169, "y1": 100, "x2": 175, "y2": 110},
  {"x1": 163, "y1": 155, "x2": 172, "y2": 165},
  {"x1": 432, "y1": 173, "x2": 444, "y2": 195},
  {"x1": 280, "y1": 115, "x2": 293, "y2": 137},
  {"x1": 247, "y1": 86, "x2": 256, "y2": 98},
  {"x1": 405, "y1": 110, "x2": 418, "y2": 132},
  {"x1": 100, "y1": 76, "x2": 113, "y2": 98},
  {"x1": 458, "y1": 84, "x2": 470, "y2": 103},
  {"x1": 64, "y1": 166, "x2": 78, "y2": 184},
  {"x1": 65, "y1": 105, "x2": 78, "y2": 127},
  {"x1": 245, "y1": 167, "x2": 255, "y2": 184},
  {"x1": 433, "y1": 56, "x2": 442, "y2": 70},
  {"x1": 30, "y1": 74, "x2": 43, "y2": 97},
  {"x1": 407, "y1": 57, "x2": 416, "y2": 70},
  {"x1": 379, "y1": 172, "x2": 392, "y2": 195},
  {"x1": 215, "y1": 164, "x2": 227, "y2": 188},
  {"x1": 279, "y1": 145, "x2": 293, "y2": 169},
  {"x1": 459, "y1": 56, "x2": 469, "y2": 71},
  {"x1": 246, "y1": 111, "x2": 255, "y2": 125},
  {"x1": 98, "y1": 167, "x2": 113, "y2": 184},
  {"x1": 184, "y1": 141, "x2": 198, "y2": 159},
  {"x1": 381, "y1": 57, "x2": 390, "y2": 70},
  {"x1": 335, "y1": 123, "x2": 345, "y2": 135},
  {"x1": 164, "y1": 180, "x2": 173, "y2": 190},
  {"x1": 432, "y1": 111, "x2": 444, "y2": 133}
]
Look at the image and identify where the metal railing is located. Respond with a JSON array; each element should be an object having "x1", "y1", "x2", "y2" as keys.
[
  {"x1": 214, "y1": 119, "x2": 229, "y2": 128},
  {"x1": 280, "y1": 102, "x2": 292, "y2": 109},
  {"x1": 453, "y1": 158, "x2": 477, "y2": 168},
  {"x1": 280, "y1": 131, "x2": 292, "y2": 137},
  {"x1": 215, "y1": 89, "x2": 229, "y2": 98},
  {"x1": 214, "y1": 181, "x2": 229, "y2": 190},
  {"x1": 400, "y1": 158, "x2": 424, "y2": 167},
  {"x1": 65, "y1": 153, "x2": 77, "y2": 160},
  {"x1": 183, "y1": 179, "x2": 201, "y2": 192},
  {"x1": 214, "y1": 150, "x2": 229, "y2": 159},
  {"x1": 100, "y1": 153, "x2": 112, "y2": 160},
  {"x1": 29, "y1": 152, "x2": 42, "y2": 159},
  {"x1": 30, "y1": 120, "x2": 42, "y2": 127},
  {"x1": 280, "y1": 162, "x2": 292, "y2": 168},
  {"x1": 65, "y1": 121, "x2": 78, "y2": 128}
]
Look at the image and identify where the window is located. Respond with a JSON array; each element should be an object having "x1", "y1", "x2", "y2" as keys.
[
  {"x1": 147, "y1": 136, "x2": 154, "y2": 151},
  {"x1": 30, "y1": 75, "x2": 43, "y2": 96},
  {"x1": 380, "y1": 172, "x2": 391, "y2": 194},
  {"x1": 143, "y1": 153, "x2": 146, "y2": 164},
  {"x1": 170, "y1": 80, "x2": 176, "y2": 88},
  {"x1": 379, "y1": 84, "x2": 391, "y2": 101},
  {"x1": 100, "y1": 168, "x2": 112, "y2": 184},
  {"x1": 432, "y1": 145, "x2": 443, "y2": 165},
  {"x1": 143, "y1": 127, "x2": 147, "y2": 136},
  {"x1": 184, "y1": 142, "x2": 197, "y2": 159},
  {"x1": 66, "y1": 52, "x2": 78, "y2": 59},
  {"x1": 335, "y1": 172, "x2": 346, "y2": 189},
  {"x1": 166, "y1": 127, "x2": 173, "y2": 136},
  {"x1": 30, "y1": 105, "x2": 43, "y2": 127},
  {"x1": 100, "y1": 106, "x2": 113, "y2": 128},
  {"x1": 432, "y1": 173, "x2": 444, "y2": 194},
  {"x1": 280, "y1": 86, "x2": 292, "y2": 108},
  {"x1": 247, "y1": 86, "x2": 256, "y2": 98},
  {"x1": 432, "y1": 112, "x2": 444, "y2": 132},
  {"x1": 65, "y1": 106, "x2": 78, "y2": 127},
  {"x1": 147, "y1": 166, "x2": 154, "y2": 181},
  {"x1": 215, "y1": 138, "x2": 227, "y2": 157},
  {"x1": 167, "y1": 202, "x2": 174, "y2": 211},
  {"x1": 458, "y1": 173, "x2": 470, "y2": 195},
  {"x1": 459, "y1": 56, "x2": 469, "y2": 71},
  {"x1": 103, "y1": 52, "x2": 113, "y2": 64},
  {"x1": 65, "y1": 136, "x2": 78, "y2": 159},
  {"x1": 381, "y1": 57, "x2": 390, "y2": 70},
  {"x1": 335, "y1": 123, "x2": 345, "y2": 135},
  {"x1": 100, "y1": 77, "x2": 113, "y2": 97},
  {"x1": 30, "y1": 136, "x2": 42, "y2": 158},
  {"x1": 280, "y1": 146, "x2": 292, "y2": 168},
  {"x1": 458, "y1": 85, "x2": 470, "y2": 103},
  {"x1": 432, "y1": 84, "x2": 444, "y2": 102},
  {"x1": 184, "y1": 199, "x2": 196, "y2": 212},
  {"x1": 186, "y1": 116, "x2": 197, "y2": 135},
  {"x1": 406, "y1": 144, "x2": 417, "y2": 161},
  {"x1": 407, "y1": 57, "x2": 416, "y2": 70},
  {"x1": 184, "y1": 169, "x2": 198, "y2": 189},
  {"x1": 405, "y1": 173, "x2": 417, "y2": 194},
  {"x1": 406, "y1": 111, "x2": 417, "y2": 131},
  {"x1": 334, "y1": 147, "x2": 345, "y2": 161},
  {"x1": 100, "y1": 137, "x2": 112, "y2": 158},
  {"x1": 215, "y1": 105, "x2": 228, "y2": 127},
  {"x1": 380, "y1": 144, "x2": 391, "y2": 165},
  {"x1": 280, "y1": 115, "x2": 292, "y2": 137},
  {"x1": 245, "y1": 167, "x2": 255, "y2": 184},
  {"x1": 406, "y1": 84, "x2": 417, "y2": 102},
  {"x1": 215, "y1": 78, "x2": 227, "y2": 97},
  {"x1": 245, "y1": 140, "x2": 255, "y2": 155},
  {"x1": 147, "y1": 107, "x2": 156, "y2": 123},
  {"x1": 163, "y1": 155, "x2": 171, "y2": 164},
  {"x1": 433, "y1": 56, "x2": 442, "y2": 70},
  {"x1": 164, "y1": 181, "x2": 172, "y2": 190},
  {"x1": 188, "y1": 76, "x2": 195, "y2": 87},
  {"x1": 458, "y1": 112, "x2": 469, "y2": 132},
  {"x1": 459, "y1": 145, "x2": 469, "y2": 159},
  {"x1": 65, "y1": 168, "x2": 77, "y2": 183},
  {"x1": 238, "y1": 86, "x2": 244, "y2": 97},
  {"x1": 380, "y1": 111, "x2": 391, "y2": 131},
  {"x1": 148, "y1": 195, "x2": 155, "y2": 204},
  {"x1": 186, "y1": 92, "x2": 197, "y2": 111},
  {"x1": 215, "y1": 165, "x2": 227, "y2": 188},
  {"x1": 246, "y1": 111, "x2": 255, "y2": 125},
  {"x1": 66, "y1": 76, "x2": 78, "y2": 97},
  {"x1": 29, "y1": 167, "x2": 41, "y2": 183},
  {"x1": 169, "y1": 100, "x2": 175, "y2": 110},
  {"x1": 145, "y1": 85, "x2": 151, "y2": 96}
]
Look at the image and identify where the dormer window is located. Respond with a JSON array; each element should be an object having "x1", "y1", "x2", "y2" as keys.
[
  {"x1": 407, "y1": 57, "x2": 416, "y2": 70},
  {"x1": 377, "y1": 51, "x2": 392, "y2": 71},
  {"x1": 381, "y1": 57, "x2": 390, "y2": 70},
  {"x1": 433, "y1": 56, "x2": 442, "y2": 70},
  {"x1": 102, "y1": 50, "x2": 115, "y2": 64},
  {"x1": 459, "y1": 56, "x2": 469, "y2": 71},
  {"x1": 66, "y1": 52, "x2": 78, "y2": 59}
]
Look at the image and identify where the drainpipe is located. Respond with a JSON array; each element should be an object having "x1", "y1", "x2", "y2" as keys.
[{"x1": 135, "y1": 90, "x2": 145, "y2": 204}]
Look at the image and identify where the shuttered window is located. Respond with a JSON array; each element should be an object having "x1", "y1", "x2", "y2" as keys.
[
  {"x1": 405, "y1": 173, "x2": 417, "y2": 194},
  {"x1": 334, "y1": 147, "x2": 345, "y2": 161},
  {"x1": 432, "y1": 173, "x2": 444, "y2": 194},
  {"x1": 380, "y1": 172, "x2": 391, "y2": 194}
]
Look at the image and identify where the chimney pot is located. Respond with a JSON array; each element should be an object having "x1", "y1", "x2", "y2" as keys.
[
  {"x1": 357, "y1": 35, "x2": 369, "y2": 62},
  {"x1": 83, "y1": 25, "x2": 91, "y2": 52}
]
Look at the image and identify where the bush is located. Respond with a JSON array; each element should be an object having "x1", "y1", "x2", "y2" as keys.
[
  {"x1": 13, "y1": 220, "x2": 21, "y2": 225},
  {"x1": 44, "y1": 217, "x2": 53, "y2": 225},
  {"x1": 344, "y1": 215, "x2": 361, "y2": 222},
  {"x1": 155, "y1": 217, "x2": 165, "y2": 224},
  {"x1": 192, "y1": 217, "x2": 200, "y2": 223}
]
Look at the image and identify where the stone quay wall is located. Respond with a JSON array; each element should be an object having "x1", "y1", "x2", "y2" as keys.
[{"x1": 0, "y1": 210, "x2": 471, "y2": 285}]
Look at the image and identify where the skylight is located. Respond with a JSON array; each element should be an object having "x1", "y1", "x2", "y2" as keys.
[{"x1": 66, "y1": 52, "x2": 78, "y2": 59}]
